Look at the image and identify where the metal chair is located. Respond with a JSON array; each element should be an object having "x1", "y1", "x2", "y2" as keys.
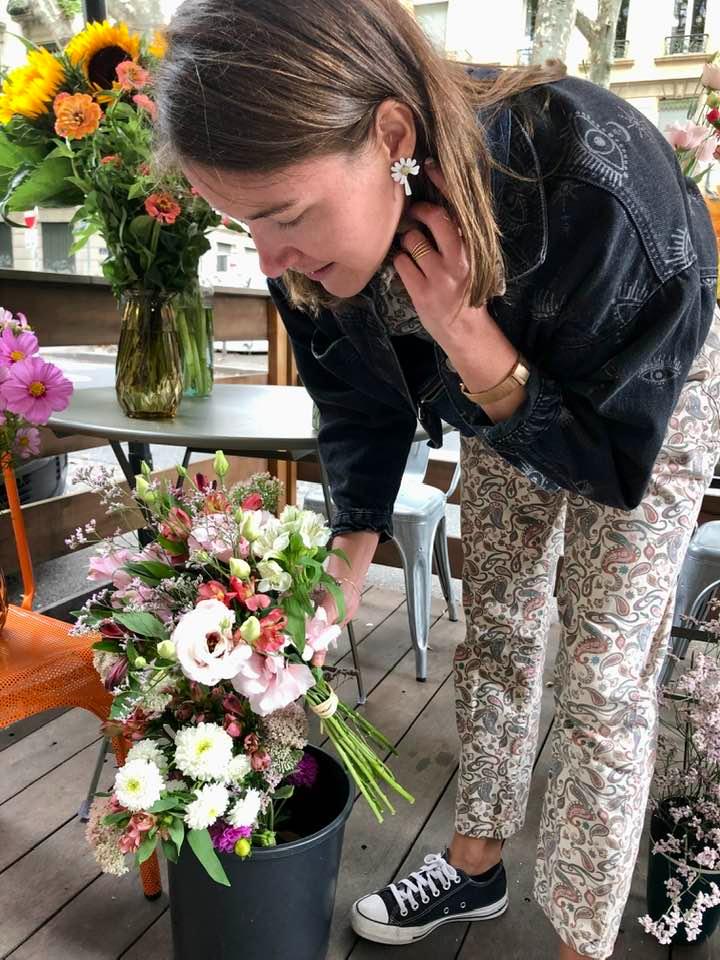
[
  {"x1": 659, "y1": 577, "x2": 720, "y2": 688},
  {"x1": 303, "y1": 436, "x2": 460, "y2": 682}
]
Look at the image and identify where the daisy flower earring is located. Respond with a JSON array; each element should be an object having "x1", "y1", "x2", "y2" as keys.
[{"x1": 391, "y1": 157, "x2": 420, "y2": 196}]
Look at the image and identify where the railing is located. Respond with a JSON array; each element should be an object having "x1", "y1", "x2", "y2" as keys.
[
  {"x1": 664, "y1": 32, "x2": 709, "y2": 55},
  {"x1": 517, "y1": 47, "x2": 532, "y2": 66},
  {"x1": 613, "y1": 38, "x2": 630, "y2": 59}
]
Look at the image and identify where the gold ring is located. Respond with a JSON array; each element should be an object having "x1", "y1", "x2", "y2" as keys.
[{"x1": 409, "y1": 240, "x2": 433, "y2": 263}]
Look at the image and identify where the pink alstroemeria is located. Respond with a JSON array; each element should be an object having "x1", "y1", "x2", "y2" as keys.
[
  {"x1": 88, "y1": 548, "x2": 132, "y2": 582},
  {"x1": 0, "y1": 326, "x2": 39, "y2": 367},
  {"x1": 302, "y1": 606, "x2": 341, "y2": 662},
  {"x1": 13, "y1": 426, "x2": 41, "y2": 460},
  {"x1": 231, "y1": 652, "x2": 314, "y2": 716},
  {"x1": 2, "y1": 356, "x2": 72, "y2": 424}
]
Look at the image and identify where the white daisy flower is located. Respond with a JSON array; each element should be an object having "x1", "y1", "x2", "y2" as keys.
[
  {"x1": 184, "y1": 783, "x2": 230, "y2": 830},
  {"x1": 225, "y1": 753, "x2": 252, "y2": 785},
  {"x1": 114, "y1": 758, "x2": 165, "y2": 812},
  {"x1": 174, "y1": 722, "x2": 234, "y2": 781},
  {"x1": 226, "y1": 788, "x2": 263, "y2": 829},
  {"x1": 126, "y1": 739, "x2": 170, "y2": 774},
  {"x1": 390, "y1": 157, "x2": 420, "y2": 196}
]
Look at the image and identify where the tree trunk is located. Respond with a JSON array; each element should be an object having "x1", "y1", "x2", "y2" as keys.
[
  {"x1": 576, "y1": 0, "x2": 624, "y2": 88},
  {"x1": 531, "y1": 0, "x2": 577, "y2": 65}
]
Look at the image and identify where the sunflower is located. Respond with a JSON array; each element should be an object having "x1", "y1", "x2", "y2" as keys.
[
  {"x1": 148, "y1": 30, "x2": 167, "y2": 59},
  {"x1": 65, "y1": 20, "x2": 141, "y2": 93},
  {"x1": 0, "y1": 47, "x2": 65, "y2": 124}
]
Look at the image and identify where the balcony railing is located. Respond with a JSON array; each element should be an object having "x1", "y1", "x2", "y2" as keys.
[
  {"x1": 517, "y1": 47, "x2": 532, "y2": 66},
  {"x1": 664, "y1": 32, "x2": 709, "y2": 55},
  {"x1": 613, "y1": 38, "x2": 629, "y2": 59}
]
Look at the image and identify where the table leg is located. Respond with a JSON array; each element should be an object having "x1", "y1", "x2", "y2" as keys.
[{"x1": 109, "y1": 442, "x2": 153, "y2": 547}]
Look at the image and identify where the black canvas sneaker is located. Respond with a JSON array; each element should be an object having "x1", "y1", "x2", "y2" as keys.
[{"x1": 351, "y1": 850, "x2": 508, "y2": 945}]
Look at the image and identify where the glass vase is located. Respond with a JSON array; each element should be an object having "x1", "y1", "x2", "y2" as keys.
[
  {"x1": 176, "y1": 282, "x2": 215, "y2": 399},
  {"x1": 115, "y1": 288, "x2": 183, "y2": 419}
]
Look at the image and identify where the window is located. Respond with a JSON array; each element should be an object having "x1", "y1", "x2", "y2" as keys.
[
  {"x1": 525, "y1": 0, "x2": 538, "y2": 41},
  {"x1": 614, "y1": 0, "x2": 630, "y2": 57},
  {"x1": 216, "y1": 242, "x2": 232, "y2": 273},
  {"x1": 413, "y1": 2, "x2": 448, "y2": 51},
  {"x1": 0, "y1": 224, "x2": 13, "y2": 268},
  {"x1": 41, "y1": 222, "x2": 75, "y2": 273},
  {"x1": 667, "y1": 0, "x2": 707, "y2": 53}
]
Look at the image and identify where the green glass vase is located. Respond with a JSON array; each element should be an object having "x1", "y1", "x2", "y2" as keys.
[
  {"x1": 176, "y1": 283, "x2": 215, "y2": 399},
  {"x1": 115, "y1": 288, "x2": 183, "y2": 419}
]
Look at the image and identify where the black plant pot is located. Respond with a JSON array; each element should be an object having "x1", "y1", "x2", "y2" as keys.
[
  {"x1": 646, "y1": 807, "x2": 720, "y2": 945},
  {"x1": 168, "y1": 744, "x2": 354, "y2": 960}
]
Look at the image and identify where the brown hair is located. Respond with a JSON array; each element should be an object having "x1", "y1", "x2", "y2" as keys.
[{"x1": 155, "y1": 0, "x2": 565, "y2": 314}]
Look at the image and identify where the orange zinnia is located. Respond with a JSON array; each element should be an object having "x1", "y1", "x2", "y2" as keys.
[
  {"x1": 54, "y1": 93, "x2": 102, "y2": 139},
  {"x1": 145, "y1": 192, "x2": 182, "y2": 225}
]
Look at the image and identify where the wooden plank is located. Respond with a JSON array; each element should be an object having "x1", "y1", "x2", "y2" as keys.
[
  {"x1": 0, "y1": 709, "x2": 67, "y2": 752},
  {"x1": 0, "y1": 738, "x2": 110, "y2": 873},
  {"x1": 119, "y1": 910, "x2": 172, "y2": 960},
  {"x1": 0, "y1": 709, "x2": 102, "y2": 804},
  {"x1": 0, "y1": 454, "x2": 267, "y2": 574},
  {"x1": 672, "y1": 939, "x2": 717, "y2": 958},
  {"x1": 0, "y1": 271, "x2": 269, "y2": 346}
]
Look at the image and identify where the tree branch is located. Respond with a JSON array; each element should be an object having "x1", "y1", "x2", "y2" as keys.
[{"x1": 575, "y1": 9, "x2": 597, "y2": 44}]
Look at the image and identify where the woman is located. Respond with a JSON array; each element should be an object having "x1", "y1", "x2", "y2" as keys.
[{"x1": 156, "y1": 1, "x2": 720, "y2": 957}]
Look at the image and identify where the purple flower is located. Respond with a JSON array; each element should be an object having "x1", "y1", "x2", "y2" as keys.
[
  {"x1": 3, "y1": 356, "x2": 73, "y2": 424},
  {"x1": 13, "y1": 426, "x2": 41, "y2": 460},
  {"x1": 208, "y1": 819, "x2": 252, "y2": 853},
  {"x1": 0, "y1": 327, "x2": 38, "y2": 367},
  {"x1": 286, "y1": 752, "x2": 319, "y2": 789}
]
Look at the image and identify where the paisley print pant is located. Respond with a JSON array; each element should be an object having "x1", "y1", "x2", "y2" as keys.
[{"x1": 454, "y1": 313, "x2": 720, "y2": 958}]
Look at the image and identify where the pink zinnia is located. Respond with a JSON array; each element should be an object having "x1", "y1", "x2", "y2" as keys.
[
  {"x1": 3, "y1": 356, "x2": 73, "y2": 424},
  {"x1": 133, "y1": 93, "x2": 157, "y2": 121},
  {"x1": 0, "y1": 326, "x2": 38, "y2": 367},
  {"x1": 145, "y1": 192, "x2": 182, "y2": 226},
  {"x1": 13, "y1": 426, "x2": 41, "y2": 460},
  {"x1": 116, "y1": 60, "x2": 150, "y2": 91}
]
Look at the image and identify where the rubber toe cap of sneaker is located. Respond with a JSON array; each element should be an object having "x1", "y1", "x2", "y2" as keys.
[{"x1": 354, "y1": 894, "x2": 389, "y2": 923}]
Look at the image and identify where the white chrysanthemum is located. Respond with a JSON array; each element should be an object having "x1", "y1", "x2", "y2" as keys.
[
  {"x1": 126, "y1": 739, "x2": 170, "y2": 774},
  {"x1": 226, "y1": 788, "x2": 263, "y2": 829},
  {"x1": 184, "y1": 783, "x2": 230, "y2": 830},
  {"x1": 174, "y1": 722, "x2": 234, "y2": 781},
  {"x1": 225, "y1": 753, "x2": 252, "y2": 785},
  {"x1": 256, "y1": 559, "x2": 293, "y2": 594},
  {"x1": 114, "y1": 758, "x2": 165, "y2": 812}
]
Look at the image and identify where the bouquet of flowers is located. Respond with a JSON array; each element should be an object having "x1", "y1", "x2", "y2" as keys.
[
  {"x1": 0, "y1": 305, "x2": 73, "y2": 465},
  {"x1": 640, "y1": 638, "x2": 720, "y2": 943},
  {"x1": 72, "y1": 456, "x2": 413, "y2": 885},
  {"x1": 664, "y1": 58, "x2": 720, "y2": 183}
]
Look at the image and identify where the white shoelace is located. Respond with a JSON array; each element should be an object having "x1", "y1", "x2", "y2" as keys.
[{"x1": 389, "y1": 853, "x2": 462, "y2": 916}]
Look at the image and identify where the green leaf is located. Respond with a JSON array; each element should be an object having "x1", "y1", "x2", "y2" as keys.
[
  {"x1": 4, "y1": 156, "x2": 81, "y2": 212},
  {"x1": 127, "y1": 181, "x2": 146, "y2": 200},
  {"x1": 148, "y1": 797, "x2": 182, "y2": 814},
  {"x1": 324, "y1": 580, "x2": 346, "y2": 624},
  {"x1": 113, "y1": 611, "x2": 168, "y2": 639},
  {"x1": 123, "y1": 560, "x2": 178, "y2": 583},
  {"x1": 0, "y1": 127, "x2": 44, "y2": 169},
  {"x1": 102, "y1": 811, "x2": 132, "y2": 826},
  {"x1": 136, "y1": 831, "x2": 159, "y2": 865},
  {"x1": 285, "y1": 612, "x2": 306, "y2": 653},
  {"x1": 273, "y1": 785, "x2": 294, "y2": 800},
  {"x1": 169, "y1": 817, "x2": 185, "y2": 854},
  {"x1": 328, "y1": 547, "x2": 351, "y2": 569},
  {"x1": 161, "y1": 837, "x2": 179, "y2": 863},
  {"x1": 187, "y1": 829, "x2": 231, "y2": 886},
  {"x1": 44, "y1": 142, "x2": 76, "y2": 160},
  {"x1": 91, "y1": 639, "x2": 124, "y2": 653},
  {"x1": 156, "y1": 534, "x2": 187, "y2": 556},
  {"x1": 129, "y1": 213, "x2": 155, "y2": 245}
]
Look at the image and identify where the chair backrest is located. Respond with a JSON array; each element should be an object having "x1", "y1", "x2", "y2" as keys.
[
  {"x1": 404, "y1": 440, "x2": 431, "y2": 483},
  {"x1": 688, "y1": 578, "x2": 720, "y2": 624},
  {"x1": 1, "y1": 454, "x2": 35, "y2": 610}
]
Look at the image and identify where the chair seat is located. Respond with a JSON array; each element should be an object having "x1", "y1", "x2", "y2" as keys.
[
  {"x1": 304, "y1": 479, "x2": 446, "y2": 525},
  {"x1": 0, "y1": 605, "x2": 109, "y2": 728}
]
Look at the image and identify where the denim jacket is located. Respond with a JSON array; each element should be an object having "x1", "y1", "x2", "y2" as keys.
[{"x1": 268, "y1": 75, "x2": 718, "y2": 542}]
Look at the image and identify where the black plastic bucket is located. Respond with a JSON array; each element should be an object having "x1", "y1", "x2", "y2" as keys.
[{"x1": 168, "y1": 744, "x2": 354, "y2": 960}]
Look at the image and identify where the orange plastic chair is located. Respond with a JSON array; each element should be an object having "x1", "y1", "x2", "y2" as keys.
[{"x1": 0, "y1": 453, "x2": 162, "y2": 899}]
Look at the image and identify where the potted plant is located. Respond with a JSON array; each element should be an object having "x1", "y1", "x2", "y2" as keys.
[
  {"x1": 640, "y1": 637, "x2": 720, "y2": 945},
  {"x1": 0, "y1": 21, "x2": 244, "y2": 415},
  {"x1": 71, "y1": 459, "x2": 414, "y2": 959}
]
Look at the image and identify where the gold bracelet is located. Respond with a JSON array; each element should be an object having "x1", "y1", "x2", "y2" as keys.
[{"x1": 459, "y1": 354, "x2": 530, "y2": 406}]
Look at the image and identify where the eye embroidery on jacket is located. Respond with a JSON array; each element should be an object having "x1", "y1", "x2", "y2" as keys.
[
  {"x1": 639, "y1": 358, "x2": 683, "y2": 385},
  {"x1": 666, "y1": 228, "x2": 695, "y2": 270},
  {"x1": 570, "y1": 111, "x2": 631, "y2": 188}
]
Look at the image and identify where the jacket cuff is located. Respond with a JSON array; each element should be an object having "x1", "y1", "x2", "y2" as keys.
[
  {"x1": 483, "y1": 365, "x2": 561, "y2": 451},
  {"x1": 330, "y1": 507, "x2": 394, "y2": 544}
]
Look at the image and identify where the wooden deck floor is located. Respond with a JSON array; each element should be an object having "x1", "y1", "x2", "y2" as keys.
[{"x1": 0, "y1": 586, "x2": 715, "y2": 959}]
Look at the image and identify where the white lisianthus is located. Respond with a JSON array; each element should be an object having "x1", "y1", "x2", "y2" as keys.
[
  {"x1": 174, "y1": 722, "x2": 234, "y2": 781},
  {"x1": 229, "y1": 556, "x2": 251, "y2": 580},
  {"x1": 114, "y1": 758, "x2": 165, "y2": 812},
  {"x1": 126, "y1": 739, "x2": 170, "y2": 774},
  {"x1": 226, "y1": 788, "x2": 263, "y2": 828},
  {"x1": 225, "y1": 754, "x2": 252, "y2": 785},
  {"x1": 256, "y1": 559, "x2": 293, "y2": 594},
  {"x1": 251, "y1": 517, "x2": 290, "y2": 559},
  {"x1": 184, "y1": 783, "x2": 230, "y2": 830},
  {"x1": 172, "y1": 598, "x2": 252, "y2": 685}
]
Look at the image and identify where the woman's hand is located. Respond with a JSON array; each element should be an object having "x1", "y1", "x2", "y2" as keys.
[{"x1": 310, "y1": 576, "x2": 363, "y2": 667}]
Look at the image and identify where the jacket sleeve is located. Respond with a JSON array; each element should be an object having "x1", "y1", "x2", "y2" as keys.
[
  {"x1": 267, "y1": 279, "x2": 417, "y2": 541},
  {"x1": 479, "y1": 263, "x2": 715, "y2": 508}
]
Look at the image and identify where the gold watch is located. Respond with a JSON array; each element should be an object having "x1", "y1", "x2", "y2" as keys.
[{"x1": 459, "y1": 355, "x2": 530, "y2": 406}]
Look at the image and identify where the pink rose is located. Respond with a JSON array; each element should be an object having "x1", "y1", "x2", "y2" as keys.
[{"x1": 702, "y1": 63, "x2": 720, "y2": 90}]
